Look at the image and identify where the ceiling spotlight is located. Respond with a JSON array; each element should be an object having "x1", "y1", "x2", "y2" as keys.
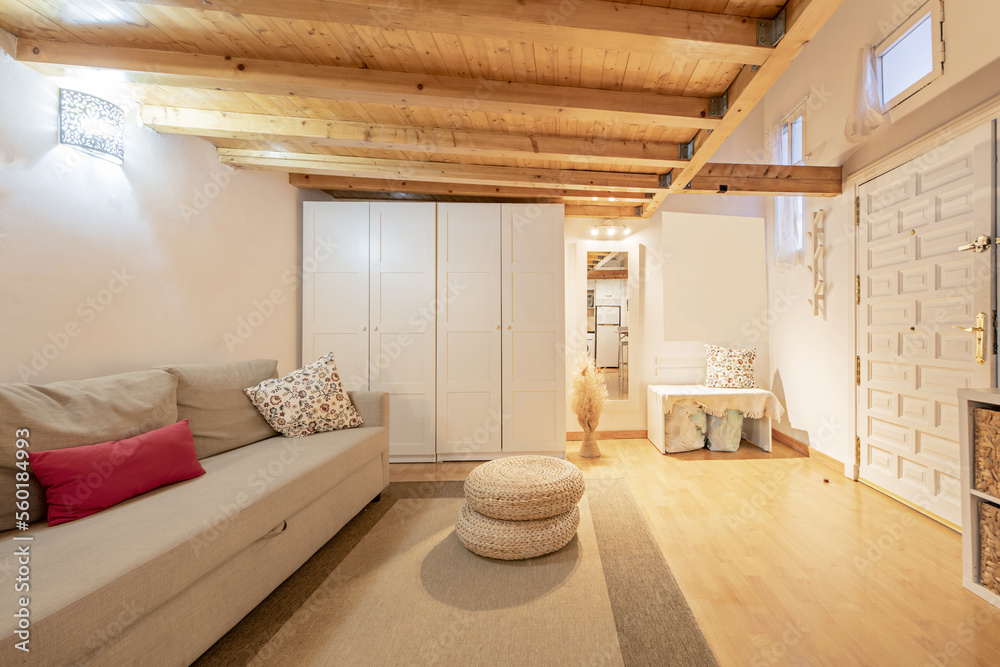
[
  {"x1": 590, "y1": 227, "x2": 599, "y2": 236},
  {"x1": 623, "y1": 227, "x2": 631, "y2": 235},
  {"x1": 606, "y1": 227, "x2": 617, "y2": 235}
]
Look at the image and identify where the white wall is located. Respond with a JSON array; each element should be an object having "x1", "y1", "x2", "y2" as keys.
[
  {"x1": 662, "y1": 213, "x2": 768, "y2": 364},
  {"x1": 724, "y1": 0, "x2": 1000, "y2": 470},
  {"x1": 0, "y1": 31, "x2": 330, "y2": 384}
]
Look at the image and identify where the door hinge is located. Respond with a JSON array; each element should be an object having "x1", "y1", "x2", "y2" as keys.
[
  {"x1": 855, "y1": 196, "x2": 861, "y2": 226},
  {"x1": 856, "y1": 356, "x2": 861, "y2": 385},
  {"x1": 855, "y1": 275, "x2": 861, "y2": 305}
]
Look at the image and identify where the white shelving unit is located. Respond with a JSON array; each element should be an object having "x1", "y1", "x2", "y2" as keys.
[{"x1": 958, "y1": 388, "x2": 1000, "y2": 610}]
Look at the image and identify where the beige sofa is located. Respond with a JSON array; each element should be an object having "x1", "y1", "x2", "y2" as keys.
[{"x1": 0, "y1": 360, "x2": 389, "y2": 666}]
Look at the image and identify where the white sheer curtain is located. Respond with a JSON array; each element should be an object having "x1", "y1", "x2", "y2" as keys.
[
  {"x1": 771, "y1": 123, "x2": 804, "y2": 269},
  {"x1": 845, "y1": 45, "x2": 886, "y2": 143}
]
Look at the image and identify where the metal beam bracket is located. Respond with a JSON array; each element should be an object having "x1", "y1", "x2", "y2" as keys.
[
  {"x1": 634, "y1": 205, "x2": 644, "y2": 216},
  {"x1": 679, "y1": 140, "x2": 695, "y2": 161},
  {"x1": 645, "y1": 192, "x2": 655, "y2": 199},
  {"x1": 683, "y1": 181, "x2": 692, "y2": 190},
  {"x1": 756, "y1": 8, "x2": 786, "y2": 47},
  {"x1": 708, "y1": 91, "x2": 728, "y2": 118},
  {"x1": 659, "y1": 172, "x2": 672, "y2": 188}
]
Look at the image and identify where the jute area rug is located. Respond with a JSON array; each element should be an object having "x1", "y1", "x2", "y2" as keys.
[{"x1": 195, "y1": 479, "x2": 717, "y2": 667}]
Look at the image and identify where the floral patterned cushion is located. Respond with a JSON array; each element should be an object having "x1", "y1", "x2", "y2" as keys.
[
  {"x1": 243, "y1": 353, "x2": 363, "y2": 437},
  {"x1": 704, "y1": 345, "x2": 757, "y2": 389}
]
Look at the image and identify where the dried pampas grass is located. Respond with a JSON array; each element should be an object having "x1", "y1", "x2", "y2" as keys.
[{"x1": 571, "y1": 354, "x2": 608, "y2": 458}]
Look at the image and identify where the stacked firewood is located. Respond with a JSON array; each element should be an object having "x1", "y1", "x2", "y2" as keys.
[
  {"x1": 981, "y1": 503, "x2": 1000, "y2": 596},
  {"x1": 974, "y1": 409, "x2": 1000, "y2": 498}
]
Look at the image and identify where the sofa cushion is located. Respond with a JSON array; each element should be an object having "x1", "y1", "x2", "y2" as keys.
[
  {"x1": 0, "y1": 425, "x2": 388, "y2": 664},
  {"x1": 244, "y1": 353, "x2": 363, "y2": 437},
  {"x1": 30, "y1": 420, "x2": 206, "y2": 526},
  {"x1": 155, "y1": 359, "x2": 279, "y2": 459},
  {"x1": 0, "y1": 370, "x2": 178, "y2": 529}
]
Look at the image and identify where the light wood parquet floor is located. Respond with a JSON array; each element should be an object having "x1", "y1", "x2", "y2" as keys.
[{"x1": 390, "y1": 438, "x2": 1000, "y2": 667}]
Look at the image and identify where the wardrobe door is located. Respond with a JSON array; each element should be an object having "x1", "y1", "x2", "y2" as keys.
[
  {"x1": 436, "y1": 203, "x2": 502, "y2": 458},
  {"x1": 369, "y1": 203, "x2": 437, "y2": 461},
  {"x1": 501, "y1": 204, "x2": 566, "y2": 454},
  {"x1": 302, "y1": 202, "x2": 370, "y2": 392}
]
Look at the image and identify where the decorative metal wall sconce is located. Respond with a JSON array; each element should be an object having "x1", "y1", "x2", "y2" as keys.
[{"x1": 58, "y1": 89, "x2": 125, "y2": 165}]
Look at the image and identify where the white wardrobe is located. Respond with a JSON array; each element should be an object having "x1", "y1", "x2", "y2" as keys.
[{"x1": 302, "y1": 201, "x2": 565, "y2": 462}]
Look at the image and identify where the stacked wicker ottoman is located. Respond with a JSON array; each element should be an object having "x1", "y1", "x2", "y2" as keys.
[{"x1": 456, "y1": 455, "x2": 586, "y2": 560}]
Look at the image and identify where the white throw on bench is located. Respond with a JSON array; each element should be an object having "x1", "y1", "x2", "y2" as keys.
[{"x1": 647, "y1": 384, "x2": 784, "y2": 454}]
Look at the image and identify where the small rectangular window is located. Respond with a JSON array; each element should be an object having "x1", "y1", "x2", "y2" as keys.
[
  {"x1": 778, "y1": 107, "x2": 804, "y2": 167},
  {"x1": 875, "y1": 2, "x2": 943, "y2": 110},
  {"x1": 774, "y1": 105, "x2": 806, "y2": 266}
]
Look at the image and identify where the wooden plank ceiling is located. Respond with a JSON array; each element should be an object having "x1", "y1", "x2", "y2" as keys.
[{"x1": 0, "y1": 0, "x2": 846, "y2": 218}]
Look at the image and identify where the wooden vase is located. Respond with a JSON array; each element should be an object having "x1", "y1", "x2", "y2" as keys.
[{"x1": 579, "y1": 430, "x2": 601, "y2": 458}]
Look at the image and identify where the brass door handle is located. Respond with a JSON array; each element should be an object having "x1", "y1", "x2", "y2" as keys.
[
  {"x1": 957, "y1": 235, "x2": 992, "y2": 253},
  {"x1": 953, "y1": 312, "x2": 987, "y2": 364}
]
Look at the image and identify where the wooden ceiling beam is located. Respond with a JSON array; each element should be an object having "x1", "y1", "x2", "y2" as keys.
[
  {"x1": 682, "y1": 163, "x2": 843, "y2": 196},
  {"x1": 587, "y1": 269, "x2": 630, "y2": 279},
  {"x1": 220, "y1": 150, "x2": 663, "y2": 192},
  {"x1": 288, "y1": 174, "x2": 653, "y2": 202},
  {"x1": 643, "y1": 0, "x2": 847, "y2": 217},
  {"x1": 565, "y1": 206, "x2": 642, "y2": 219},
  {"x1": 141, "y1": 105, "x2": 689, "y2": 168},
  {"x1": 128, "y1": 0, "x2": 773, "y2": 65},
  {"x1": 18, "y1": 40, "x2": 721, "y2": 130}
]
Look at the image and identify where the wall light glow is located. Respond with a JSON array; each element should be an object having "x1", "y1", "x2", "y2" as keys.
[{"x1": 59, "y1": 89, "x2": 125, "y2": 165}]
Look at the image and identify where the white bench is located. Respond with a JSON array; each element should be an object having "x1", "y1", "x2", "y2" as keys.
[{"x1": 647, "y1": 384, "x2": 781, "y2": 454}]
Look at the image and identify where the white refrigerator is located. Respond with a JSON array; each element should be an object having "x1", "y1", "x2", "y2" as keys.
[{"x1": 596, "y1": 306, "x2": 620, "y2": 368}]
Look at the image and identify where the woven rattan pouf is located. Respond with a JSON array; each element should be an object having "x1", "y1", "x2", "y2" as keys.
[
  {"x1": 456, "y1": 501, "x2": 580, "y2": 560},
  {"x1": 456, "y1": 455, "x2": 585, "y2": 560},
  {"x1": 463, "y1": 455, "x2": 585, "y2": 521}
]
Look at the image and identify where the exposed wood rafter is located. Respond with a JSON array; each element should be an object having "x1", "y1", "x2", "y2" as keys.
[
  {"x1": 18, "y1": 40, "x2": 721, "y2": 130},
  {"x1": 128, "y1": 0, "x2": 774, "y2": 65},
  {"x1": 683, "y1": 164, "x2": 842, "y2": 196},
  {"x1": 141, "y1": 106, "x2": 690, "y2": 169},
  {"x1": 283, "y1": 162, "x2": 841, "y2": 198},
  {"x1": 567, "y1": 207, "x2": 641, "y2": 220},
  {"x1": 221, "y1": 149, "x2": 663, "y2": 191},
  {"x1": 288, "y1": 175, "x2": 653, "y2": 202}
]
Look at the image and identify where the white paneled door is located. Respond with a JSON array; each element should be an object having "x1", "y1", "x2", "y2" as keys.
[
  {"x1": 858, "y1": 124, "x2": 995, "y2": 526},
  {"x1": 436, "y1": 203, "x2": 503, "y2": 457},
  {"x1": 302, "y1": 202, "x2": 370, "y2": 392},
  {"x1": 502, "y1": 204, "x2": 566, "y2": 453},
  {"x1": 369, "y1": 203, "x2": 436, "y2": 460}
]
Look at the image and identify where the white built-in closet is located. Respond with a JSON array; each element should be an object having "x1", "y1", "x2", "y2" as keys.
[{"x1": 302, "y1": 201, "x2": 565, "y2": 462}]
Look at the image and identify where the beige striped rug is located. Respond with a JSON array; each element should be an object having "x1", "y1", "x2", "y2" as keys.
[{"x1": 195, "y1": 479, "x2": 717, "y2": 667}]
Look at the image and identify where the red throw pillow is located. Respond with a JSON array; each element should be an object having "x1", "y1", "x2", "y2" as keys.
[{"x1": 28, "y1": 420, "x2": 206, "y2": 527}]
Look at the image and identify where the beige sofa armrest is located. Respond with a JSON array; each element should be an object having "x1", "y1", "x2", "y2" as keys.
[{"x1": 348, "y1": 391, "x2": 389, "y2": 427}]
